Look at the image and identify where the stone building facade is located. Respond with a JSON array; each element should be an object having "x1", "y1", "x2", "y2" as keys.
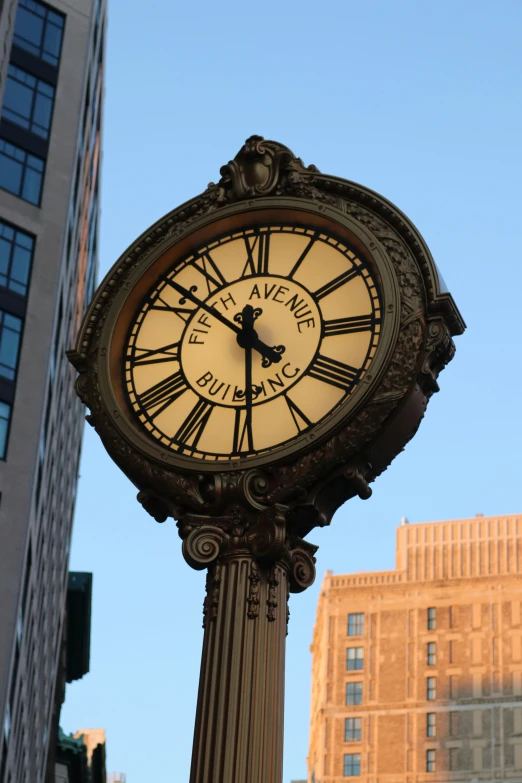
[{"x1": 308, "y1": 514, "x2": 522, "y2": 782}]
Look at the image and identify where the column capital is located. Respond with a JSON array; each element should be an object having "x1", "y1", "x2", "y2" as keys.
[{"x1": 178, "y1": 504, "x2": 317, "y2": 595}]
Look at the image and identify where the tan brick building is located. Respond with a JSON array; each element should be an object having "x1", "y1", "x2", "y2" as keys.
[{"x1": 308, "y1": 514, "x2": 522, "y2": 782}]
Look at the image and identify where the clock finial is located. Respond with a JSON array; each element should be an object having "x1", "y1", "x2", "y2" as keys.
[{"x1": 210, "y1": 135, "x2": 319, "y2": 202}]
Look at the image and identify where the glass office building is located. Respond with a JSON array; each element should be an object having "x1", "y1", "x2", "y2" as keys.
[{"x1": 0, "y1": 0, "x2": 106, "y2": 779}]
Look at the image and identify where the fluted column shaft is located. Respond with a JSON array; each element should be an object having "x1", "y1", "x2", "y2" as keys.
[{"x1": 190, "y1": 553, "x2": 288, "y2": 783}]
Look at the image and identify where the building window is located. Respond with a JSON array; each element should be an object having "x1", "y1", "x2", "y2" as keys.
[
  {"x1": 427, "y1": 677, "x2": 436, "y2": 700},
  {"x1": 450, "y1": 675, "x2": 459, "y2": 699},
  {"x1": 0, "y1": 140, "x2": 44, "y2": 205},
  {"x1": 346, "y1": 682, "x2": 363, "y2": 705},
  {"x1": 427, "y1": 641, "x2": 436, "y2": 665},
  {"x1": 426, "y1": 749, "x2": 436, "y2": 772},
  {"x1": 343, "y1": 753, "x2": 361, "y2": 777},
  {"x1": 0, "y1": 220, "x2": 34, "y2": 296},
  {"x1": 13, "y1": 0, "x2": 65, "y2": 68},
  {"x1": 0, "y1": 311, "x2": 22, "y2": 380},
  {"x1": 427, "y1": 712, "x2": 436, "y2": 737},
  {"x1": 348, "y1": 613, "x2": 364, "y2": 636},
  {"x1": 0, "y1": 402, "x2": 12, "y2": 459},
  {"x1": 427, "y1": 607, "x2": 436, "y2": 630},
  {"x1": 449, "y1": 747, "x2": 459, "y2": 770},
  {"x1": 347, "y1": 647, "x2": 364, "y2": 671},
  {"x1": 450, "y1": 711, "x2": 459, "y2": 736},
  {"x1": 345, "y1": 717, "x2": 362, "y2": 742},
  {"x1": 2, "y1": 65, "x2": 55, "y2": 139}
]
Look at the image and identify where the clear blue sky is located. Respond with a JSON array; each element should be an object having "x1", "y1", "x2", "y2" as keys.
[{"x1": 61, "y1": 0, "x2": 522, "y2": 779}]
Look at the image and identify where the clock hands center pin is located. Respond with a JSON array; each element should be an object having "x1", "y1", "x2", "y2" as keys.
[{"x1": 170, "y1": 279, "x2": 285, "y2": 367}]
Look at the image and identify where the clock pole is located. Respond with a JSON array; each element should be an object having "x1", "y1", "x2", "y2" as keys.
[
  {"x1": 177, "y1": 506, "x2": 316, "y2": 783},
  {"x1": 68, "y1": 135, "x2": 464, "y2": 783}
]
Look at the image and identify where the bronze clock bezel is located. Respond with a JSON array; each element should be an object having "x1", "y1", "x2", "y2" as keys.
[{"x1": 96, "y1": 197, "x2": 401, "y2": 472}]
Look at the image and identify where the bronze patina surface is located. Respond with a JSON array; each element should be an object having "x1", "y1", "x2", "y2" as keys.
[{"x1": 68, "y1": 136, "x2": 464, "y2": 783}]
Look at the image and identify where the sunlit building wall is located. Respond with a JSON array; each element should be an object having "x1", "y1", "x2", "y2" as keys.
[
  {"x1": 308, "y1": 514, "x2": 522, "y2": 782},
  {"x1": 0, "y1": 0, "x2": 106, "y2": 779}
]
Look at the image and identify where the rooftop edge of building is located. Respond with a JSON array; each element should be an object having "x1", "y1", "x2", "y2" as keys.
[{"x1": 320, "y1": 512, "x2": 522, "y2": 588}]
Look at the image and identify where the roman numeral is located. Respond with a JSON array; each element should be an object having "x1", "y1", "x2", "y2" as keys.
[
  {"x1": 232, "y1": 407, "x2": 253, "y2": 453},
  {"x1": 308, "y1": 354, "x2": 360, "y2": 390},
  {"x1": 192, "y1": 253, "x2": 227, "y2": 296},
  {"x1": 323, "y1": 314, "x2": 378, "y2": 336},
  {"x1": 288, "y1": 235, "x2": 316, "y2": 278},
  {"x1": 151, "y1": 292, "x2": 195, "y2": 322},
  {"x1": 284, "y1": 395, "x2": 312, "y2": 432},
  {"x1": 138, "y1": 371, "x2": 188, "y2": 417},
  {"x1": 132, "y1": 341, "x2": 180, "y2": 366},
  {"x1": 314, "y1": 266, "x2": 359, "y2": 301},
  {"x1": 174, "y1": 399, "x2": 214, "y2": 449},
  {"x1": 241, "y1": 232, "x2": 270, "y2": 276}
]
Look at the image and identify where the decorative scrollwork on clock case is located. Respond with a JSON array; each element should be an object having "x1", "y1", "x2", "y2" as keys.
[{"x1": 68, "y1": 135, "x2": 464, "y2": 577}]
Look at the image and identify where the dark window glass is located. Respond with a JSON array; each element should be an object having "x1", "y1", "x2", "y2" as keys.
[
  {"x1": 347, "y1": 647, "x2": 364, "y2": 671},
  {"x1": 427, "y1": 607, "x2": 436, "y2": 630},
  {"x1": 427, "y1": 642, "x2": 436, "y2": 665},
  {"x1": 345, "y1": 717, "x2": 362, "y2": 742},
  {"x1": 427, "y1": 712, "x2": 436, "y2": 737},
  {"x1": 0, "y1": 221, "x2": 34, "y2": 296},
  {"x1": 3, "y1": 65, "x2": 55, "y2": 139},
  {"x1": 0, "y1": 139, "x2": 44, "y2": 204},
  {"x1": 0, "y1": 401, "x2": 12, "y2": 459},
  {"x1": 348, "y1": 613, "x2": 364, "y2": 636},
  {"x1": 427, "y1": 677, "x2": 436, "y2": 700},
  {"x1": 346, "y1": 682, "x2": 363, "y2": 706},
  {"x1": 0, "y1": 311, "x2": 22, "y2": 380},
  {"x1": 426, "y1": 749, "x2": 436, "y2": 772},
  {"x1": 343, "y1": 753, "x2": 361, "y2": 776},
  {"x1": 13, "y1": 0, "x2": 65, "y2": 67}
]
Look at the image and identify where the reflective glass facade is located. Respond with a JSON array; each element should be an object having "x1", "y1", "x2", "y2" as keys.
[
  {"x1": 0, "y1": 0, "x2": 105, "y2": 780},
  {"x1": 3, "y1": 64, "x2": 55, "y2": 138},
  {"x1": 12, "y1": 0, "x2": 64, "y2": 66}
]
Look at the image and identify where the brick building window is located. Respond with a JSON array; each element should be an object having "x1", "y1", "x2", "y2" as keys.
[
  {"x1": 427, "y1": 607, "x2": 436, "y2": 630},
  {"x1": 344, "y1": 718, "x2": 362, "y2": 742},
  {"x1": 346, "y1": 682, "x2": 362, "y2": 705},
  {"x1": 347, "y1": 647, "x2": 364, "y2": 671},
  {"x1": 450, "y1": 675, "x2": 459, "y2": 699},
  {"x1": 449, "y1": 747, "x2": 459, "y2": 770},
  {"x1": 343, "y1": 753, "x2": 361, "y2": 776},
  {"x1": 427, "y1": 712, "x2": 436, "y2": 737},
  {"x1": 427, "y1": 677, "x2": 436, "y2": 700},
  {"x1": 348, "y1": 613, "x2": 364, "y2": 636},
  {"x1": 427, "y1": 642, "x2": 436, "y2": 665},
  {"x1": 426, "y1": 749, "x2": 436, "y2": 772},
  {"x1": 449, "y1": 711, "x2": 459, "y2": 736}
]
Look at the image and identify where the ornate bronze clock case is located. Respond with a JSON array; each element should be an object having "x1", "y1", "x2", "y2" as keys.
[{"x1": 68, "y1": 137, "x2": 464, "y2": 783}]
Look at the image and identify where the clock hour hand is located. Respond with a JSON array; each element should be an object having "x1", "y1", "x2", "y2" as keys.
[{"x1": 168, "y1": 279, "x2": 285, "y2": 366}]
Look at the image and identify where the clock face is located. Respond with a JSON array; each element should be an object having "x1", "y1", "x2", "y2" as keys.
[{"x1": 122, "y1": 223, "x2": 382, "y2": 463}]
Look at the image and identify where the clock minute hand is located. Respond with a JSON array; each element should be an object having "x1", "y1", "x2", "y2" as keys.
[
  {"x1": 240, "y1": 305, "x2": 255, "y2": 452},
  {"x1": 168, "y1": 279, "x2": 284, "y2": 366}
]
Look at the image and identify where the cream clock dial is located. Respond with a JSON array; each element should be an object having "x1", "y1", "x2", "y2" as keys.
[{"x1": 123, "y1": 223, "x2": 382, "y2": 461}]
